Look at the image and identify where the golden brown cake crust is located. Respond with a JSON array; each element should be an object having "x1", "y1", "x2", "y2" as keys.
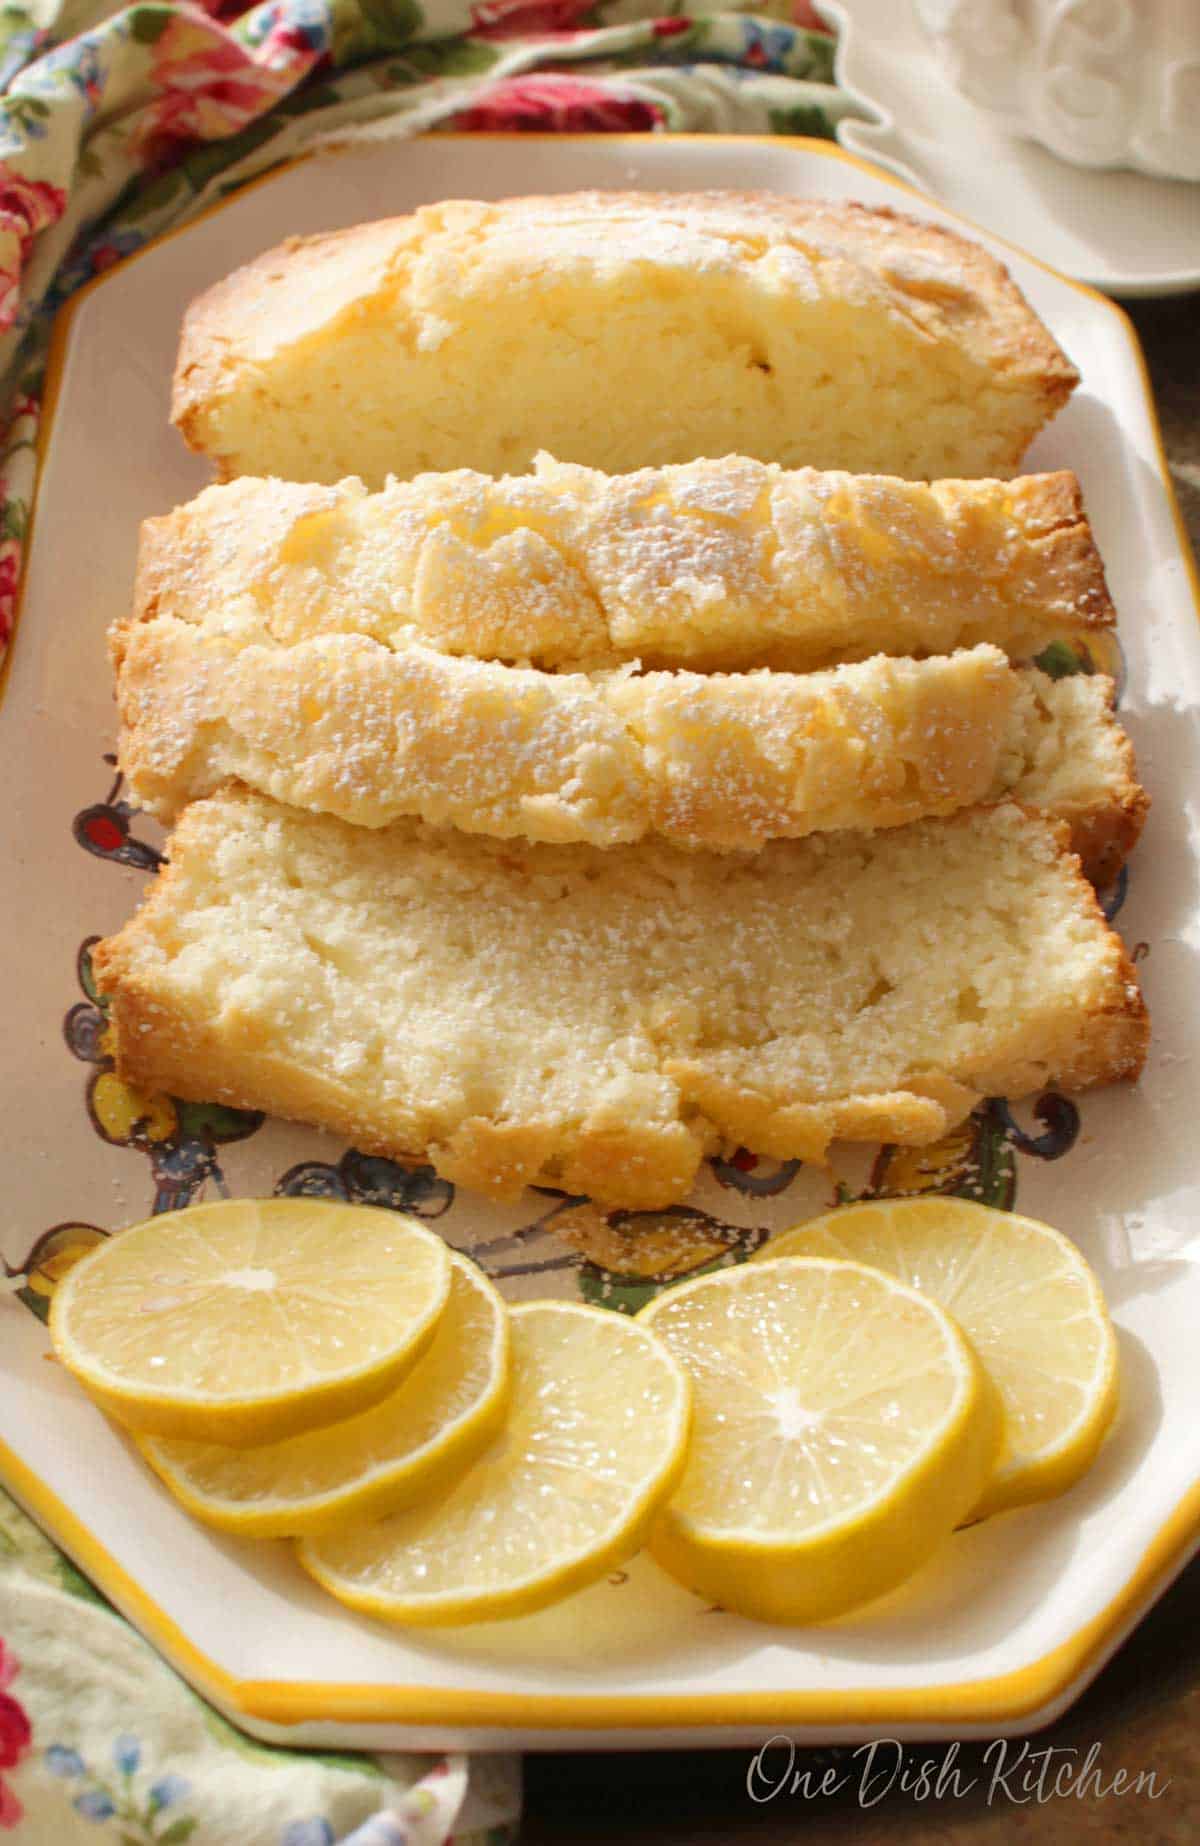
[
  {"x1": 174, "y1": 196, "x2": 1077, "y2": 432},
  {"x1": 1071, "y1": 774, "x2": 1150, "y2": 890},
  {"x1": 1049, "y1": 683, "x2": 1148, "y2": 887},
  {"x1": 118, "y1": 461, "x2": 1115, "y2": 680}
]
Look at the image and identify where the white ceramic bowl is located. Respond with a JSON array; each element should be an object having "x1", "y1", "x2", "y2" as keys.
[{"x1": 915, "y1": 0, "x2": 1200, "y2": 181}]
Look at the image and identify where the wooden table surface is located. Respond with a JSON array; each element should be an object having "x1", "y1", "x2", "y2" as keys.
[{"x1": 522, "y1": 292, "x2": 1200, "y2": 1846}]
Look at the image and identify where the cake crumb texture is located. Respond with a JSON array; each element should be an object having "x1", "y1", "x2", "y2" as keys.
[{"x1": 93, "y1": 792, "x2": 1147, "y2": 1210}]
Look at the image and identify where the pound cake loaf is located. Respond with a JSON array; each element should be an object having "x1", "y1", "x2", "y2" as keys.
[
  {"x1": 114, "y1": 613, "x2": 1144, "y2": 869},
  {"x1": 172, "y1": 194, "x2": 1077, "y2": 486},
  {"x1": 126, "y1": 460, "x2": 1114, "y2": 677},
  {"x1": 93, "y1": 791, "x2": 1147, "y2": 1210}
]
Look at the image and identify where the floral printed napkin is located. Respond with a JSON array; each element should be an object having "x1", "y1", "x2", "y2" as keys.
[
  {"x1": 0, "y1": 0, "x2": 850, "y2": 1835},
  {"x1": 0, "y1": 1484, "x2": 520, "y2": 1842}
]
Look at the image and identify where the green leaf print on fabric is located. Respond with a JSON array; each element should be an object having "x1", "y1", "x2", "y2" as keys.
[
  {"x1": 2, "y1": 92, "x2": 49, "y2": 134},
  {"x1": 389, "y1": 37, "x2": 502, "y2": 80},
  {"x1": 53, "y1": 1552, "x2": 107, "y2": 1606},
  {"x1": 332, "y1": 0, "x2": 423, "y2": 65},
  {"x1": 157, "y1": 1818, "x2": 199, "y2": 1844},
  {"x1": 768, "y1": 97, "x2": 840, "y2": 137},
  {"x1": 110, "y1": 163, "x2": 190, "y2": 223},
  {"x1": 0, "y1": 7, "x2": 35, "y2": 54},
  {"x1": 794, "y1": 23, "x2": 835, "y2": 82},
  {"x1": 128, "y1": 4, "x2": 174, "y2": 45},
  {"x1": 0, "y1": 1489, "x2": 104, "y2": 1604}
]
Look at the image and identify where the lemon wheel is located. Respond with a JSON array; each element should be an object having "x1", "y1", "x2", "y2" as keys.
[
  {"x1": 639, "y1": 1257, "x2": 1001, "y2": 1624},
  {"x1": 138, "y1": 1250, "x2": 509, "y2": 1536},
  {"x1": 50, "y1": 1198, "x2": 451, "y2": 1445},
  {"x1": 300, "y1": 1300, "x2": 691, "y2": 1625}
]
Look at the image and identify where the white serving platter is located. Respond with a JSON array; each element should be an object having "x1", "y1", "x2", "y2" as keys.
[
  {"x1": 823, "y1": 0, "x2": 1200, "y2": 298},
  {"x1": 1, "y1": 132, "x2": 1198, "y2": 1754}
]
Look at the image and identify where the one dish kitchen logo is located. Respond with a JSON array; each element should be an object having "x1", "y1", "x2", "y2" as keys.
[{"x1": 747, "y1": 1737, "x2": 1171, "y2": 1809}]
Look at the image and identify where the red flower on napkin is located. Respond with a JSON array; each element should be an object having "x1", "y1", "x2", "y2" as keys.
[
  {"x1": 0, "y1": 164, "x2": 66, "y2": 331},
  {"x1": 132, "y1": 14, "x2": 311, "y2": 170},
  {"x1": 0, "y1": 541, "x2": 21, "y2": 652},
  {"x1": 0, "y1": 1641, "x2": 31, "y2": 1830},
  {"x1": 449, "y1": 74, "x2": 664, "y2": 131},
  {"x1": 470, "y1": 0, "x2": 596, "y2": 38}
]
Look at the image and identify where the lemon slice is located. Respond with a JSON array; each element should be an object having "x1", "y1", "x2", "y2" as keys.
[
  {"x1": 137, "y1": 1251, "x2": 508, "y2": 1536},
  {"x1": 300, "y1": 1300, "x2": 691, "y2": 1625},
  {"x1": 50, "y1": 1199, "x2": 451, "y2": 1446},
  {"x1": 638, "y1": 1258, "x2": 1000, "y2": 1624},
  {"x1": 761, "y1": 1198, "x2": 1119, "y2": 1518}
]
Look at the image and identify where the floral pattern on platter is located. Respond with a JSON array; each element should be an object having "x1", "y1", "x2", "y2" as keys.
[
  {"x1": 464, "y1": 1087, "x2": 1085, "y2": 1312},
  {"x1": 62, "y1": 927, "x2": 264, "y2": 1219},
  {"x1": 73, "y1": 762, "x2": 164, "y2": 874}
]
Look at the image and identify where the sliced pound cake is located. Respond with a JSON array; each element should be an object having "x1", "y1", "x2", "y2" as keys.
[
  {"x1": 93, "y1": 792, "x2": 1147, "y2": 1211},
  {"x1": 114, "y1": 637, "x2": 1023, "y2": 848},
  {"x1": 126, "y1": 460, "x2": 1114, "y2": 677},
  {"x1": 172, "y1": 194, "x2": 1077, "y2": 485},
  {"x1": 113, "y1": 618, "x2": 1144, "y2": 872}
]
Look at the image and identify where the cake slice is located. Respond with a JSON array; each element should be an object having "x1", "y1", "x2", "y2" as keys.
[
  {"x1": 113, "y1": 602, "x2": 1144, "y2": 869},
  {"x1": 125, "y1": 459, "x2": 1113, "y2": 677},
  {"x1": 114, "y1": 635, "x2": 1025, "y2": 848},
  {"x1": 93, "y1": 792, "x2": 1147, "y2": 1211},
  {"x1": 171, "y1": 193, "x2": 1076, "y2": 485}
]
